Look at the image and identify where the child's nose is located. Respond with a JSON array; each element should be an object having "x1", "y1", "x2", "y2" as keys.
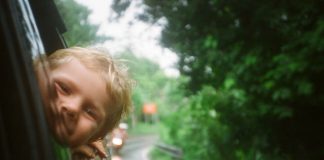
[
  {"x1": 66, "y1": 107, "x2": 77, "y2": 120},
  {"x1": 61, "y1": 104, "x2": 81, "y2": 134},
  {"x1": 62, "y1": 100, "x2": 82, "y2": 120},
  {"x1": 62, "y1": 105, "x2": 79, "y2": 121}
]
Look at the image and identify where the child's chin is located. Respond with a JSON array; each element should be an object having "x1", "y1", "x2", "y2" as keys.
[
  {"x1": 54, "y1": 131, "x2": 83, "y2": 147},
  {"x1": 52, "y1": 125, "x2": 69, "y2": 146}
]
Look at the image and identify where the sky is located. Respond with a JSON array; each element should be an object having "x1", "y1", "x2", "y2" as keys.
[{"x1": 75, "y1": 0, "x2": 179, "y2": 77}]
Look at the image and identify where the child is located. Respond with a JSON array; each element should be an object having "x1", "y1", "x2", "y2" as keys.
[{"x1": 35, "y1": 47, "x2": 133, "y2": 159}]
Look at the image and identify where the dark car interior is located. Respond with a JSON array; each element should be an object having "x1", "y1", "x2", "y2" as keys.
[{"x1": 0, "y1": 0, "x2": 66, "y2": 159}]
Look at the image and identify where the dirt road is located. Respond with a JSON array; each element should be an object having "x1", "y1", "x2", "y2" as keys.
[{"x1": 111, "y1": 135, "x2": 158, "y2": 160}]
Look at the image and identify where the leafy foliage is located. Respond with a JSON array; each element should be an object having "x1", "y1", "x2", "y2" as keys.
[
  {"x1": 54, "y1": 0, "x2": 108, "y2": 46},
  {"x1": 112, "y1": 0, "x2": 324, "y2": 159},
  {"x1": 116, "y1": 52, "x2": 187, "y2": 121}
]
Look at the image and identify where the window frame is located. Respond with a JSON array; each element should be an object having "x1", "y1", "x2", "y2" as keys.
[{"x1": 0, "y1": 0, "x2": 66, "y2": 159}]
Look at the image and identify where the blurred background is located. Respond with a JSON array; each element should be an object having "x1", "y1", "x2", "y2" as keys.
[{"x1": 54, "y1": 0, "x2": 324, "y2": 159}]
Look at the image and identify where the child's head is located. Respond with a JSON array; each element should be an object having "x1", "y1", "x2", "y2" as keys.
[{"x1": 36, "y1": 47, "x2": 132, "y2": 147}]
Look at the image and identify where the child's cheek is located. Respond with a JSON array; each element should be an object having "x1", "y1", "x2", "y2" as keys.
[{"x1": 75, "y1": 119, "x2": 98, "y2": 144}]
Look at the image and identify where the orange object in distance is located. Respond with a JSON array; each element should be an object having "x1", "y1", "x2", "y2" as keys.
[{"x1": 143, "y1": 103, "x2": 157, "y2": 115}]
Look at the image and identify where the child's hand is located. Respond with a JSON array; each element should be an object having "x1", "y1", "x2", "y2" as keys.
[
  {"x1": 71, "y1": 139, "x2": 108, "y2": 159},
  {"x1": 89, "y1": 139, "x2": 108, "y2": 158}
]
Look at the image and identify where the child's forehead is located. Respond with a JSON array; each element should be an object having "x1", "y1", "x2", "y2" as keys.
[{"x1": 53, "y1": 56, "x2": 93, "y2": 72}]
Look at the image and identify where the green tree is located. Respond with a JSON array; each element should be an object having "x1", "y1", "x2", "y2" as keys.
[
  {"x1": 116, "y1": 52, "x2": 186, "y2": 122},
  {"x1": 55, "y1": 0, "x2": 108, "y2": 46},
  {"x1": 113, "y1": 0, "x2": 324, "y2": 159}
]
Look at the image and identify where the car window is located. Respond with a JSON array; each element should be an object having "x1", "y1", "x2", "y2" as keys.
[{"x1": 0, "y1": 0, "x2": 66, "y2": 159}]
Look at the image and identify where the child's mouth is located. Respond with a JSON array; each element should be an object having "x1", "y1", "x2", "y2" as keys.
[
  {"x1": 51, "y1": 108, "x2": 71, "y2": 146},
  {"x1": 61, "y1": 110, "x2": 76, "y2": 135}
]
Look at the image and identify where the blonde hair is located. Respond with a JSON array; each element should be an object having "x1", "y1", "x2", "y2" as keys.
[{"x1": 47, "y1": 47, "x2": 133, "y2": 139}]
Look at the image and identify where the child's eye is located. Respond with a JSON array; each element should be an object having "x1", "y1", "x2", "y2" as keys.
[
  {"x1": 84, "y1": 107, "x2": 96, "y2": 117},
  {"x1": 55, "y1": 82, "x2": 70, "y2": 95}
]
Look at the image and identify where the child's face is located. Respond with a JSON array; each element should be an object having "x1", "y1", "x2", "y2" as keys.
[{"x1": 38, "y1": 58, "x2": 109, "y2": 147}]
